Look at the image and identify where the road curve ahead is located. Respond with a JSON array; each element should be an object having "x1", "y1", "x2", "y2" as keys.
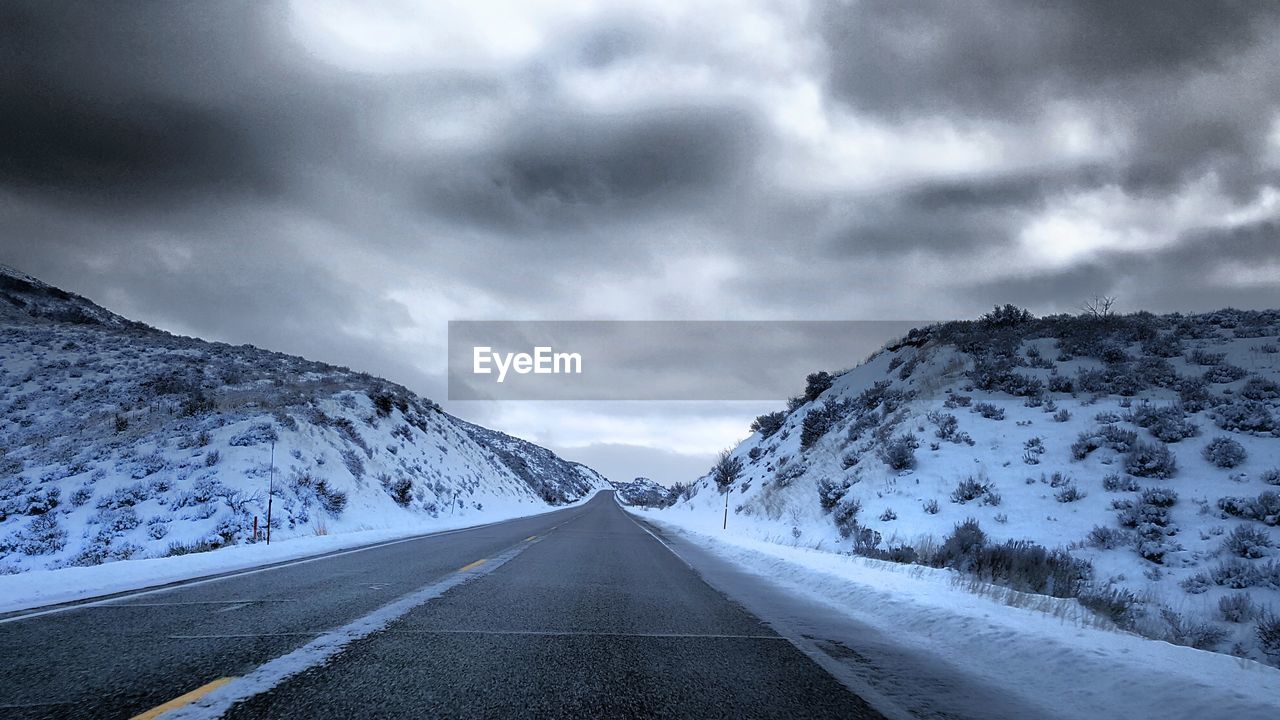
[{"x1": 0, "y1": 492, "x2": 883, "y2": 719}]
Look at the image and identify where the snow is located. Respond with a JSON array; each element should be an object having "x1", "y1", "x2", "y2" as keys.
[
  {"x1": 632, "y1": 508, "x2": 1280, "y2": 720},
  {"x1": 0, "y1": 269, "x2": 609, "y2": 584},
  {"x1": 0, "y1": 489, "x2": 601, "y2": 615},
  {"x1": 649, "y1": 310, "x2": 1280, "y2": 666}
]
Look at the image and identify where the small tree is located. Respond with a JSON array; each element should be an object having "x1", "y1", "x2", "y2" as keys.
[
  {"x1": 1081, "y1": 295, "x2": 1117, "y2": 319},
  {"x1": 712, "y1": 450, "x2": 744, "y2": 492},
  {"x1": 750, "y1": 411, "x2": 786, "y2": 439},
  {"x1": 804, "y1": 371, "x2": 834, "y2": 403}
]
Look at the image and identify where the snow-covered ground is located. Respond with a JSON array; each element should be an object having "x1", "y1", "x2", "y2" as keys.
[
  {"x1": 632, "y1": 506, "x2": 1280, "y2": 720},
  {"x1": 0, "y1": 265, "x2": 609, "y2": 582},
  {"x1": 0, "y1": 488, "x2": 602, "y2": 615},
  {"x1": 647, "y1": 308, "x2": 1280, "y2": 667}
]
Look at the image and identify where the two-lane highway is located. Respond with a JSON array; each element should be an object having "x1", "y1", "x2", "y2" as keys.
[{"x1": 0, "y1": 492, "x2": 882, "y2": 719}]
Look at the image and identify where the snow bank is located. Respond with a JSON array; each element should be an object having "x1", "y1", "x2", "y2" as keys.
[
  {"x1": 636, "y1": 508, "x2": 1280, "y2": 720},
  {"x1": 1, "y1": 489, "x2": 601, "y2": 615}
]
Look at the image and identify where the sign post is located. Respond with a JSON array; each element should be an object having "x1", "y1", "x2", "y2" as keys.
[{"x1": 266, "y1": 440, "x2": 275, "y2": 545}]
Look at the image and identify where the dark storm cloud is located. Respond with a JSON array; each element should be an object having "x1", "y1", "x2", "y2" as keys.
[
  {"x1": 418, "y1": 104, "x2": 761, "y2": 233},
  {"x1": 957, "y1": 219, "x2": 1280, "y2": 314},
  {"x1": 818, "y1": 0, "x2": 1280, "y2": 195},
  {"x1": 1, "y1": 0, "x2": 1277, "y2": 477}
]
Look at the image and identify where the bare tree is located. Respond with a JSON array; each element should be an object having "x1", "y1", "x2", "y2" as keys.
[{"x1": 1081, "y1": 295, "x2": 1117, "y2": 319}]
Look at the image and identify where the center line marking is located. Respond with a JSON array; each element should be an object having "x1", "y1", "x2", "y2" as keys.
[
  {"x1": 130, "y1": 677, "x2": 234, "y2": 720},
  {"x1": 457, "y1": 559, "x2": 487, "y2": 572},
  {"x1": 160, "y1": 540, "x2": 536, "y2": 719},
  {"x1": 524, "y1": 535, "x2": 537, "y2": 541}
]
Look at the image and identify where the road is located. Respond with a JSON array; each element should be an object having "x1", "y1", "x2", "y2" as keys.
[{"x1": 0, "y1": 492, "x2": 884, "y2": 719}]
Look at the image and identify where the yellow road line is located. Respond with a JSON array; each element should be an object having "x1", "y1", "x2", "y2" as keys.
[
  {"x1": 130, "y1": 677, "x2": 235, "y2": 720},
  {"x1": 457, "y1": 559, "x2": 486, "y2": 572},
  {"x1": 524, "y1": 535, "x2": 537, "y2": 542}
]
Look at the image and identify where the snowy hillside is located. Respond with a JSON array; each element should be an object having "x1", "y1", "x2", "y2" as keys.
[
  {"x1": 0, "y1": 266, "x2": 608, "y2": 575},
  {"x1": 611, "y1": 477, "x2": 675, "y2": 507},
  {"x1": 648, "y1": 306, "x2": 1280, "y2": 665}
]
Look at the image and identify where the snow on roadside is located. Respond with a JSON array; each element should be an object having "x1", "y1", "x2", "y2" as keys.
[
  {"x1": 633, "y1": 507, "x2": 1280, "y2": 720},
  {"x1": 0, "y1": 489, "x2": 601, "y2": 615}
]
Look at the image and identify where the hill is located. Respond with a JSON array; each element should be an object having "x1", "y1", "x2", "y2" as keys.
[
  {"x1": 0, "y1": 265, "x2": 607, "y2": 573},
  {"x1": 652, "y1": 306, "x2": 1280, "y2": 665}
]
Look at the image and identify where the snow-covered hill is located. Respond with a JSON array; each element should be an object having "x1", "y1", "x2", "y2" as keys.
[
  {"x1": 0, "y1": 265, "x2": 608, "y2": 574},
  {"x1": 650, "y1": 306, "x2": 1280, "y2": 665},
  {"x1": 611, "y1": 477, "x2": 675, "y2": 507}
]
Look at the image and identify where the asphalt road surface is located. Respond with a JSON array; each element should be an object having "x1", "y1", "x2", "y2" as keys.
[{"x1": 0, "y1": 492, "x2": 884, "y2": 719}]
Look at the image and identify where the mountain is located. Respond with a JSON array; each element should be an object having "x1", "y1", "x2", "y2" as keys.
[
  {"x1": 654, "y1": 306, "x2": 1280, "y2": 665},
  {"x1": 611, "y1": 477, "x2": 674, "y2": 507},
  {"x1": 0, "y1": 265, "x2": 607, "y2": 573}
]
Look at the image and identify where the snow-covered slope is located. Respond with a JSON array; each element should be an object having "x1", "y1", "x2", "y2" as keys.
[
  {"x1": 650, "y1": 307, "x2": 1280, "y2": 665},
  {"x1": 611, "y1": 477, "x2": 674, "y2": 507},
  {"x1": 0, "y1": 265, "x2": 608, "y2": 574}
]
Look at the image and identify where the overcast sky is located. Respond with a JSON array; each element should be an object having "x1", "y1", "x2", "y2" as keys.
[{"x1": 3, "y1": 1, "x2": 1279, "y2": 485}]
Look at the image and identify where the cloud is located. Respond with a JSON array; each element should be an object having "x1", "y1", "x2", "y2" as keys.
[{"x1": 1, "y1": 0, "x2": 1277, "y2": 483}]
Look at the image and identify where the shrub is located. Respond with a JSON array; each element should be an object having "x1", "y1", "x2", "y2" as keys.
[
  {"x1": 1078, "y1": 585, "x2": 1140, "y2": 628},
  {"x1": 804, "y1": 371, "x2": 835, "y2": 402},
  {"x1": 1103, "y1": 473, "x2": 1140, "y2": 492},
  {"x1": 1222, "y1": 525, "x2": 1273, "y2": 558},
  {"x1": 96, "y1": 483, "x2": 150, "y2": 510},
  {"x1": 1209, "y1": 559, "x2": 1262, "y2": 588},
  {"x1": 1258, "y1": 612, "x2": 1280, "y2": 657},
  {"x1": 371, "y1": 392, "x2": 394, "y2": 417},
  {"x1": 1202, "y1": 364, "x2": 1248, "y2": 384},
  {"x1": 1052, "y1": 408, "x2": 1072, "y2": 422},
  {"x1": 1241, "y1": 377, "x2": 1280, "y2": 401},
  {"x1": 1176, "y1": 376, "x2": 1214, "y2": 413},
  {"x1": 1213, "y1": 400, "x2": 1276, "y2": 434},
  {"x1": 204, "y1": 450, "x2": 220, "y2": 467},
  {"x1": 1263, "y1": 468, "x2": 1280, "y2": 486},
  {"x1": 1159, "y1": 608, "x2": 1227, "y2": 650},
  {"x1": 816, "y1": 477, "x2": 847, "y2": 510},
  {"x1": 712, "y1": 450, "x2": 744, "y2": 491},
  {"x1": 750, "y1": 411, "x2": 786, "y2": 439},
  {"x1": 928, "y1": 411, "x2": 960, "y2": 441},
  {"x1": 315, "y1": 480, "x2": 348, "y2": 515},
  {"x1": 1055, "y1": 484, "x2": 1087, "y2": 503},
  {"x1": 1125, "y1": 441, "x2": 1177, "y2": 479},
  {"x1": 972, "y1": 402, "x2": 1005, "y2": 420},
  {"x1": 922, "y1": 498, "x2": 940, "y2": 514},
  {"x1": 773, "y1": 462, "x2": 806, "y2": 488},
  {"x1": 879, "y1": 433, "x2": 918, "y2": 471},
  {"x1": 1202, "y1": 436, "x2": 1247, "y2": 468},
  {"x1": 980, "y1": 304, "x2": 1033, "y2": 328},
  {"x1": 389, "y1": 477, "x2": 414, "y2": 507},
  {"x1": 966, "y1": 540, "x2": 1091, "y2": 597},
  {"x1": 1217, "y1": 491, "x2": 1280, "y2": 525},
  {"x1": 1130, "y1": 403, "x2": 1198, "y2": 443},
  {"x1": 950, "y1": 476, "x2": 993, "y2": 504},
  {"x1": 70, "y1": 485, "x2": 94, "y2": 507},
  {"x1": 1142, "y1": 333, "x2": 1183, "y2": 358},
  {"x1": 341, "y1": 448, "x2": 365, "y2": 479},
  {"x1": 1219, "y1": 593, "x2": 1253, "y2": 623},
  {"x1": 1086, "y1": 525, "x2": 1132, "y2": 549},
  {"x1": 229, "y1": 423, "x2": 278, "y2": 447},
  {"x1": 833, "y1": 497, "x2": 861, "y2": 538},
  {"x1": 935, "y1": 518, "x2": 986, "y2": 569},
  {"x1": 13, "y1": 513, "x2": 67, "y2": 555},
  {"x1": 879, "y1": 508, "x2": 897, "y2": 521},
  {"x1": 1187, "y1": 349, "x2": 1225, "y2": 366}
]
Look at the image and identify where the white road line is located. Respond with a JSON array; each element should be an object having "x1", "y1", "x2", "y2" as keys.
[
  {"x1": 386, "y1": 629, "x2": 789, "y2": 640},
  {"x1": 161, "y1": 538, "x2": 538, "y2": 720},
  {"x1": 0, "y1": 512, "x2": 560, "y2": 626},
  {"x1": 86, "y1": 600, "x2": 298, "y2": 608}
]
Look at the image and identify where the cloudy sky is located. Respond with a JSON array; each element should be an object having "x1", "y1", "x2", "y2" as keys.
[{"x1": 3, "y1": 1, "x2": 1279, "y2": 485}]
